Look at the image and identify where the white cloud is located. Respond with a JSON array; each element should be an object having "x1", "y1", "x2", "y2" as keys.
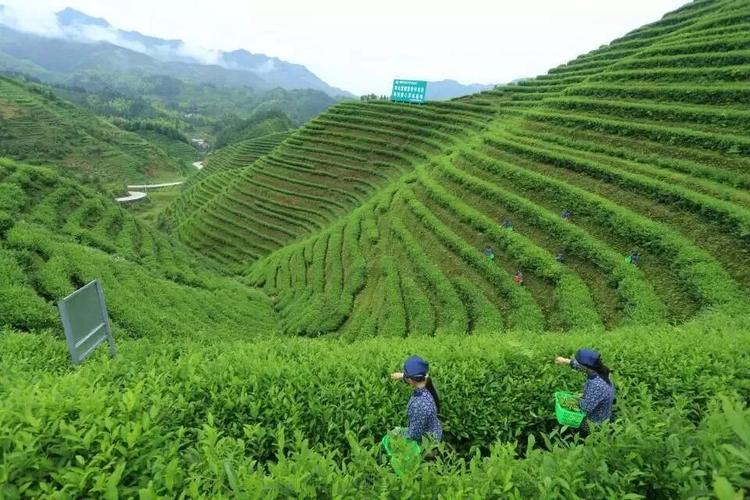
[
  {"x1": 4, "y1": 0, "x2": 689, "y2": 95},
  {"x1": 173, "y1": 42, "x2": 222, "y2": 66},
  {"x1": 64, "y1": 23, "x2": 148, "y2": 51},
  {"x1": 0, "y1": 3, "x2": 62, "y2": 37},
  {"x1": 251, "y1": 58, "x2": 276, "y2": 74},
  {"x1": 0, "y1": 3, "x2": 224, "y2": 66}
]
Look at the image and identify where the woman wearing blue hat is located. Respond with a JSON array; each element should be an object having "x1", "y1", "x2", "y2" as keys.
[
  {"x1": 555, "y1": 348, "x2": 616, "y2": 428},
  {"x1": 390, "y1": 355, "x2": 443, "y2": 443}
]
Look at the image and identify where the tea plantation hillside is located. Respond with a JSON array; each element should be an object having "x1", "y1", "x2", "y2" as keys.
[
  {"x1": 164, "y1": 131, "x2": 292, "y2": 229},
  {"x1": 168, "y1": 100, "x2": 497, "y2": 268},
  {"x1": 2, "y1": 0, "x2": 750, "y2": 497},
  {"x1": 213, "y1": 110, "x2": 294, "y2": 149},
  {"x1": 0, "y1": 158, "x2": 277, "y2": 337},
  {"x1": 165, "y1": 0, "x2": 750, "y2": 335},
  {"x1": 0, "y1": 76, "x2": 187, "y2": 189},
  {"x1": 194, "y1": 132, "x2": 291, "y2": 182}
]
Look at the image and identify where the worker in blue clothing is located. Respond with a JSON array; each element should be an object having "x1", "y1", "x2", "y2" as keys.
[
  {"x1": 484, "y1": 246, "x2": 496, "y2": 261},
  {"x1": 628, "y1": 250, "x2": 640, "y2": 266},
  {"x1": 554, "y1": 348, "x2": 616, "y2": 431},
  {"x1": 390, "y1": 355, "x2": 443, "y2": 443}
]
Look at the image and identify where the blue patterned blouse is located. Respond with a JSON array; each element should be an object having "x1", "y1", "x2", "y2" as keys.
[
  {"x1": 405, "y1": 388, "x2": 443, "y2": 441},
  {"x1": 571, "y1": 360, "x2": 616, "y2": 424}
]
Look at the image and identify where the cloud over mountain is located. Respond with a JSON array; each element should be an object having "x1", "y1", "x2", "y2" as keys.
[{"x1": 0, "y1": 5, "x2": 351, "y2": 96}]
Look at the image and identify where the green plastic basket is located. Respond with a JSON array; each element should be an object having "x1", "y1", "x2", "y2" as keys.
[
  {"x1": 381, "y1": 432, "x2": 421, "y2": 475},
  {"x1": 554, "y1": 391, "x2": 585, "y2": 428}
]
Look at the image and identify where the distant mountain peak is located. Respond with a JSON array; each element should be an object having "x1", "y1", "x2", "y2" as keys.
[
  {"x1": 226, "y1": 48, "x2": 273, "y2": 59},
  {"x1": 57, "y1": 7, "x2": 110, "y2": 28}
]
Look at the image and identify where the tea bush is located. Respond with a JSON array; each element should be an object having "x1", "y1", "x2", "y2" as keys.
[{"x1": 1, "y1": 313, "x2": 749, "y2": 497}]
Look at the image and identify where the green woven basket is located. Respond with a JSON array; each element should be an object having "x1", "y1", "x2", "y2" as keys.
[
  {"x1": 381, "y1": 432, "x2": 421, "y2": 475},
  {"x1": 554, "y1": 391, "x2": 585, "y2": 428}
]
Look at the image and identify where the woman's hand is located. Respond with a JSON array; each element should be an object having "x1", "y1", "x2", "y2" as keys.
[
  {"x1": 390, "y1": 372, "x2": 404, "y2": 381},
  {"x1": 554, "y1": 356, "x2": 571, "y2": 365}
]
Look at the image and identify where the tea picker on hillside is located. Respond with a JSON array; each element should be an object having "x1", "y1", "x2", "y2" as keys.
[
  {"x1": 484, "y1": 246, "x2": 496, "y2": 261},
  {"x1": 554, "y1": 349, "x2": 615, "y2": 431},
  {"x1": 389, "y1": 356, "x2": 443, "y2": 443},
  {"x1": 627, "y1": 250, "x2": 640, "y2": 266}
]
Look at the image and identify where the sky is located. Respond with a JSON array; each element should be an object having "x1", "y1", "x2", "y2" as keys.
[{"x1": 2, "y1": 0, "x2": 688, "y2": 95}]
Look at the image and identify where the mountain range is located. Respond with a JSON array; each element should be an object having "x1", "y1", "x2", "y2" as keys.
[
  {"x1": 425, "y1": 79, "x2": 494, "y2": 100},
  {"x1": 0, "y1": 6, "x2": 351, "y2": 97}
]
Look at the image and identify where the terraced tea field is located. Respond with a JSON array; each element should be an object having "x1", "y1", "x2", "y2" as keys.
[
  {"x1": 2, "y1": 0, "x2": 750, "y2": 497},
  {"x1": 0, "y1": 158, "x2": 276, "y2": 337},
  {"x1": 167, "y1": 0, "x2": 750, "y2": 335},
  {"x1": 0, "y1": 77, "x2": 185, "y2": 189},
  {"x1": 168, "y1": 102, "x2": 496, "y2": 267}
]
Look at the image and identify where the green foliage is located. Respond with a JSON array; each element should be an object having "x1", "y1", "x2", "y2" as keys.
[
  {"x1": 560, "y1": 395, "x2": 579, "y2": 411},
  {"x1": 0, "y1": 250, "x2": 57, "y2": 329},
  {"x1": 111, "y1": 117, "x2": 189, "y2": 143},
  {"x1": 1, "y1": 316, "x2": 749, "y2": 496},
  {"x1": 390, "y1": 215, "x2": 468, "y2": 335},
  {"x1": 0, "y1": 77, "x2": 184, "y2": 190},
  {"x1": 3, "y1": 1, "x2": 750, "y2": 495},
  {"x1": 214, "y1": 109, "x2": 293, "y2": 149},
  {"x1": 0, "y1": 158, "x2": 278, "y2": 337}
]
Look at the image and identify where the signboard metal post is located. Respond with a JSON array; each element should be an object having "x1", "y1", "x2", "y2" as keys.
[{"x1": 58, "y1": 279, "x2": 116, "y2": 364}]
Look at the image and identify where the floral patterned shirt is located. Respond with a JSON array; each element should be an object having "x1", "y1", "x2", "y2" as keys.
[
  {"x1": 405, "y1": 388, "x2": 443, "y2": 441},
  {"x1": 571, "y1": 359, "x2": 616, "y2": 423}
]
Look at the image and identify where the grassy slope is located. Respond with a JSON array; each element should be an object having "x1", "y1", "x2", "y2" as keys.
[
  {"x1": 213, "y1": 111, "x2": 294, "y2": 149},
  {"x1": 164, "y1": 0, "x2": 750, "y2": 335},
  {"x1": 133, "y1": 129, "x2": 198, "y2": 165},
  {"x1": 0, "y1": 76, "x2": 187, "y2": 190},
  {"x1": 0, "y1": 158, "x2": 277, "y2": 337}
]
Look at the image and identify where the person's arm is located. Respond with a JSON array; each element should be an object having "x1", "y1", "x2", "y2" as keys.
[
  {"x1": 390, "y1": 372, "x2": 404, "y2": 381},
  {"x1": 556, "y1": 356, "x2": 588, "y2": 374},
  {"x1": 556, "y1": 356, "x2": 588, "y2": 372},
  {"x1": 405, "y1": 398, "x2": 429, "y2": 441}
]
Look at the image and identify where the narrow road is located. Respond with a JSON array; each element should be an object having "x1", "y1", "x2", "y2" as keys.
[
  {"x1": 126, "y1": 181, "x2": 185, "y2": 189},
  {"x1": 115, "y1": 191, "x2": 148, "y2": 203},
  {"x1": 115, "y1": 163, "x2": 200, "y2": 203},
  {"x1": 116, "y1": 181, "x2": 185, "y2": 203}
]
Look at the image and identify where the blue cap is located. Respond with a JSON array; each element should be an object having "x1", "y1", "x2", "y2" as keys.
[
  {"x1": 575, "y1": 348, "x2": 600, "y2": 368},
  {"x1": 404, "y1": 355, "x2": 429, "y2": 379}
]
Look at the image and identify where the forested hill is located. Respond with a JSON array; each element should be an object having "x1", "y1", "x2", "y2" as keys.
[
  {"x1": 167, "y1": 0, "x2": 750, "y2": 337},
  {"x1": 0, "y1": 76, "x2": 185, "y2": 189}
]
